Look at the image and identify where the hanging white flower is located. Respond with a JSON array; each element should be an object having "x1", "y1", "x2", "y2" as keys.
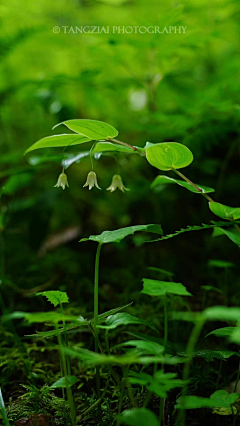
[
  {"x1": 54, "y1": 172, "x2": 69, "y2": 190},
  {"x1": 83, "y1": 171, "x2": 101, "y2": 190},
  {"x1": 107, "y1": 174, "x2": 129, "y2": 193}
]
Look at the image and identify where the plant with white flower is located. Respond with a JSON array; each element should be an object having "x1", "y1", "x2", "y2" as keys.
[
  {"x1": 107, "y1": 174, "x2": 129, "y2": 193},
  {"x1": 83, "y1": 171, "x2": 101, "y2": 190},
  {"x1": 54, "y1": 172, "x2": 69, "y2": 190}
]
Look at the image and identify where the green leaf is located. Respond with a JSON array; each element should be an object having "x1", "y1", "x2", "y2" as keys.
[
  {"x1": 80, "y1": 224, "x2": 163, "y2": 244},
  {"x1": 0, "y1": 389, "x2": 10, "y2": 426},
  {"x1": 205, "y1": 327, "x2": 235, "y2": 338},
  {"x1": 53, "y1": 119, "x2": 118, "y2": 140},
  {"x1": 97, "y1": 313, "x2": 158, "y2": 332},
  {"x1": 229, "y1": 327, "x2": 240, "y2": 344},
  {"x1": 36, "y1": 291, "x2": 69, "y2": 307},
  {"x1": 114, "y1": 340, "x2": 164, "y2": 355},
  {"x1": 192, "y1": 350, "x2": 239, "y2": 362},
  {"x1": 93, "y1": 141, "x2": 133, "y2": 154},
  {"x1": 141, "y1": 279, "x2": 192, "y2": 297},
  {"x1": 176, "y1": 390, "x2": 239, "y2": 410},
  {"x1": 27, "y1": 317, "x2": 89, "y2": 338},
  {"x1": 201, "y1": 285, "x2": 223, "y2": 294},
  {"x1": 90, "y1": 303, "x2": 133, "y2": 325},
  {"x1": 209, "y1": 202, "x2": 240, "y2": 220},
  {"x1": 204, "y1": 306, "x2": 240, "y2": 321},
  {"x1": 25, "y1": 134, "x2": 92, "y2": 154},
  {"x1": 118, "y1": 408, "x2": 159, "y2": 426},
  {"x1": 50, "y1": 375, "x2": 78, "y2": 389},
  {"x1": 151, "y1": 175, "x2": 214, "y2": 194},
  {"x1": 146, "y1": 142, "x2": 193, "y2": 171},
  {"x1": 208, "y1": 259, "x2": 235, "y2": 269},
  {"x1": 212, "y1": 226, "x2": 240, "y2": 247}
]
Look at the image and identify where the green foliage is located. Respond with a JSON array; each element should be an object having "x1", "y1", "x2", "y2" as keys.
[
  {"x1": 212, "y1": 226, "x2": 240, "y2": 247},
  {"x1": 209, "y1": 201, "x2": 240, "y2": 220},
  {"x1": 205, "y1": 327, "x2": 235, "y2": 338},
  {"x1": 204, "y1": 306, "x2": 240, "y2": 321},
  {"x1": 129, "y1": 371, "x2": 185, "y2": 398},
  {"x1": 141, "y1": 279, "x2": 192, "y2": 297},
  {"x1": 151, "y1": 175, "x2": 215, "y2": 194},
  {"x1": 176, "y1": 390, "x2": 239, "y2": 410},
  {"x1": 114, "y1": 340, "x2": 164, "y2": 355},
  {"x1": 192, "y1": 350, "x2": 239, "y2": 362},
  {"x1": 53, "y1": 119, "x2": 118, "y2": 140},
  {"x1": 118, "y1": 408, "x2": 159, "y2": 426},
  {"x1": 25, "y1": 134, "x2": 92, "y2": 153},
  {"x1": 50, "y1": 376, "x2": 78, "y2": 389},
  {"x1": 36, "y1": 290, "x2": 69, "y2": 307},
  {"x1": 0, "y1": 389, "x2": 10, "y2": 426},
  {"x1": 97, "y1": 312, "x2": 158, "y2": 332},
  {"x1": 81, "y1": 224, "x2": 163, "y2": 244},
  {"x1": 146, "y1": 142, "x2": 193, "y2": 171}
]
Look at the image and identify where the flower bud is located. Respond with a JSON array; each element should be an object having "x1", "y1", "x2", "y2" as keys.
[
  {"x1": 107, "y1": 174, "x2": 129, "y2": 193},
  {"x1": 83, "y1": 171, "x2": 101, "y2": 190},
  {"x1": 54, "y1": 172, "x2": 69, "y2": 190}
]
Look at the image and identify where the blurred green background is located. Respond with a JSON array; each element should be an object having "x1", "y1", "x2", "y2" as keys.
[{"x1": 1, "y1": 0, "x2": 240, "y2": 318}]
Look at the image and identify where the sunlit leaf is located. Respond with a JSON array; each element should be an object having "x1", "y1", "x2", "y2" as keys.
[
  {"x1": 53, "y1": 119, "x2": 118, "y2": 140},
  {"x1": 141, "y1": 279, "x2": 192, "y2": 297},
  {"x1": 93, "y1": 141, "x2": 133, "y2": 153},
  {"x1": 97, "y1": 313, "x2": 158, "y2": 332},
  {"x1": 80, "y1": 224, "x2": 163, "y2": 244},
  {"x1": 36, "y1": 291, "x2": 69, "y2": 307},
  {"x1": 25, "y1": 134, "x2": 92, "y2": 154},
  {"x1": 151, "y1": 175, "x2": 214, "y2": 194},
  {"x1": 50, "y1": 375, "x2": 78, "y2": 388},
  {"x1": 204, "y1": 306, "x2": 240, "y2": 321},
  {"x1": 146, "y1": 142, "x2": 193, "y2": 171},
  {"x1": 209, "y1": 202, "x2": 240, "y2": 220}
]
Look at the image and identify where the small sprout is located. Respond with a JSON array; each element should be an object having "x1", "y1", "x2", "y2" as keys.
[
  {"x1": 83, "y1": 171, "x2": 101, "y2": 190},
  {"x1": 107, "y1": 174, "x2": 129, "y2": 193},
  {"x1": 54, "y1": 172, "x2": 69, "y2": 190}
]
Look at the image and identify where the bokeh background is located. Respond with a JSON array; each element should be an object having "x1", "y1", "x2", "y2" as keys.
[{"x1": 1, "y1": 0, "x2": 240, "y2": 334}]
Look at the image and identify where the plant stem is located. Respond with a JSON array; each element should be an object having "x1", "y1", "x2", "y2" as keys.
[
  {"x1": 234, "y1": 360, "x2": 240, "y2": 392},
  {"x1": 171, "y1": 168, "x2": 214, "y2": 202},
  {"x1": 109, "y1": 138, "x2": 138, "y2": 152},
  {"x1": 163, "y1": 294, "x2": 168, "y2": 354},
  {"x1": 216, "y1": 360, "x2": 223, "y2": 390},
  {"x1": 179, "y1": 317, "x2": 205, "y2": 426},
  {"x1": 60, "y1": 302, "x2": 71, "y2": 377},
  {"x1": 94, "y1": 242, "x2": 102, "y2": 416}
]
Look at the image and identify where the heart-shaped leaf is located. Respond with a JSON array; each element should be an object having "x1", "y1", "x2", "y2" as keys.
[
  {"x1": 53, "y1": 119, "x2": 118, "y2": 140},
  {"x1": 80, "y1": 224, "x2": 163, "y2": 244},
  {"x1": 209, "y1": 202, "x2": 240, "y2": 220},
  {"x1": 142, "y1": 279, "x2": 192, "y2": 297},
  {"x1": 25, "y1": 134, "x2": 92, "y2": 154},
  {"x1": 146, "y1": 142, "x2": 193, "y2": 171},
  {"x1": 151, "y1": 175, "x2": 214, "y2": 194}
]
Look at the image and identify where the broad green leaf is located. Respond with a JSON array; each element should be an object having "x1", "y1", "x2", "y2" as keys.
[
  {"x1": 23, "y1": 311, "x2": 79, "y2": 324},
  {"x1": 114, "y1": 340, "x2": 164, "y2": 355},
  {"x1": 93, "y1": 141, "x2": 133, "y2": 154},
  {"x1": 205, "y1": 327, "x2": 235, "y2": 338},
  {"x1": 208, "y1": 259, "x2": 234, "y2": 269},
  {"x1": 141, "y1": 279, "x2": 192, "y2": 297},
  {"x1": 97, "y1": 313, "x2": 158, "y2": 332},
  {"x1": 176, "y1": 390, "x2": 239, "y2": 409},
  {"x1": 229, "y1": 327, "x2": 240, "y2": 344},
  {"x1": 151, "y1": 175, "x2": 214, "y2": 194},
  {"x1": 50, "y1": 375, "x2": 78, "y2": 388},
  {"x1": 204, "y1": 306, "x2": 240, "y2": 321},
  {"x1": 90, "y1": 303, "x2": 133, "y2": 325},
  {"x1": 192, "y1": 350, "x2": 239, "y2": 362},
  {"x1": 80, "y1": 224, "x2": 163, "y2": 244},
  {"x1": 25, "y1": 134, "x2": 92, "y2": 154},
  {"x1": 118, "y1": 408, "x2": 159, "y2": 426},
  {"x1": 146, "y1": 142, "x2": 193, "y2": 171},
  {"x1": 36, "y1": 291, "x2": 69, "y2": 307},
  {"x1": 209, "y1": 202, "x2": 240, "y2": 220},
  {"x1": 27, "y1": 317, "x2": 89, "y2": 338},
  {"x1": 212, "y1": 227, "x2": 240, "y2": 247},
  {"x1": 53, "y1": 119, "x2": 118, "y2": 140}
]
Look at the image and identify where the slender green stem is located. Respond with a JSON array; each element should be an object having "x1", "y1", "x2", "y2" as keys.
[
  {"x1": 60, "y1": 302, "x2": 71, "y2": 377},
  {"x1": 216, "y1": 360, "x2": 223, "y2": 390},
  {"x1": 179, "y1": 317, "x2": 205, "y2": 426},
  {"x1": 94, "y1": 242, "x2": 102, "y2": 416},
  {"x1": 0, "y1": 389, "x2": 10, "y2": 426},
  {"x1": 163, "y1": 294, "x2": 168, "y2": 354},
  {"x1": 76, "y1": 376, "x2": 110, "y2": 423},
  {"x1": 234, "y1": 360, "x2": 240, "y2": 392}
]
